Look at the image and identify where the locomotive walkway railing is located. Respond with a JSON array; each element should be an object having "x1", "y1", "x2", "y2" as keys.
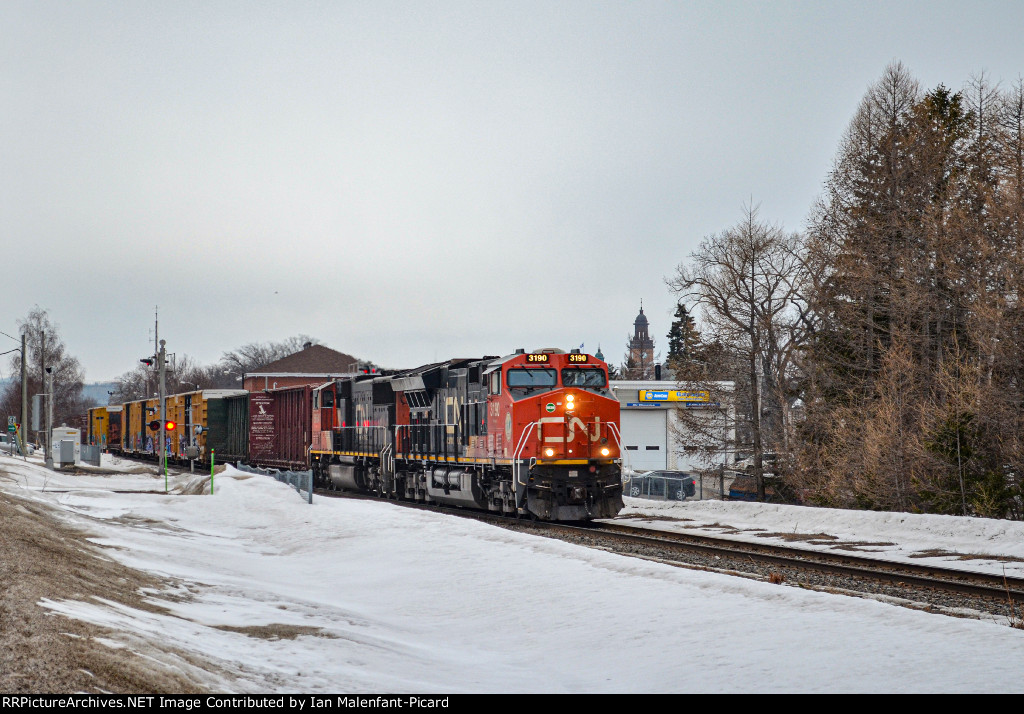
[
  {"x1": 332, "y1": 425, "x2": 392, "y2": 453},
  {"x1": 235, "y1": 461, "x2": 313, "y2": 504}
]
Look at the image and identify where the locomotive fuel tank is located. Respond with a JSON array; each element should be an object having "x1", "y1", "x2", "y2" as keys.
[
  {"x1": 425, "y1": 467, "x2": 487, "y2": 509},
  {"x1": 328, "y1": 457, "x2": 363, "y2": 491}
]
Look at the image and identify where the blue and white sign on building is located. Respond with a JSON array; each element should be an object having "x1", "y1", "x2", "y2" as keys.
[
  {"x1": 641, "y1": 391, "x2": 670, "y2": 401},
  {"x1": 639, "y1": 390, "x2": 710, "y2": 403}
]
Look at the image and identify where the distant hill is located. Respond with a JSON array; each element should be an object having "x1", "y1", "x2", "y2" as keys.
[
  {"x1": 0, "y1": 378, "x2": 116, "y2": 406},
  {"x1": 82, "y1": 382, "x2": 117, "y2": 406}
]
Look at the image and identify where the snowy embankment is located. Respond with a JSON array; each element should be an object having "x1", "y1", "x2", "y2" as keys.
[{"x1": 1, "y1": 452, "x2": 1023, "y2": 693}]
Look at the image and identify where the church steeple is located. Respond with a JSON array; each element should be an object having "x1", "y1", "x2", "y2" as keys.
[{"x1": 627, "y1": 301, "x2": 655, "y2": 379}]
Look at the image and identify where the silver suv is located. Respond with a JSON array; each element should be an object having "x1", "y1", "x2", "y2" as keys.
[{"x1": 0, "y1": 434, "x2": 34, "y2": 456}]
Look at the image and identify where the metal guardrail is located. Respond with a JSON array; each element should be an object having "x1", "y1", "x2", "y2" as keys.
[{"x1": 235, "y1": 461, "x2": 313, "y2": 504}]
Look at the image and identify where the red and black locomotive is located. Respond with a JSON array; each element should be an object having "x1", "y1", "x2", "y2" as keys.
[{"x1": 305, "y1": 348, "x2": 624, "y2": 520}]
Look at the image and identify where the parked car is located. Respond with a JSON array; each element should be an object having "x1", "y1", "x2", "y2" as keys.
[
  {"x1": 0, "y1": 434, "x2": 34, "y2": 456},
  {"x1": 627, "y1": 470, "x2": 696, "y2": 500}
]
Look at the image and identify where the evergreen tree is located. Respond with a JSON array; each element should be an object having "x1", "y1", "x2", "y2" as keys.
[
  {"x1": 665, "y1": 301, "x2": 700, "y2": 369},
  {"x1": 800, "y1": 63, "x2": 1024, "y2": 516}
]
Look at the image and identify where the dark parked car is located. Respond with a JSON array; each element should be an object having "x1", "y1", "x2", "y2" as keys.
[{"x1": 628, "y1": 470, "x2": 696, "y2": 501}]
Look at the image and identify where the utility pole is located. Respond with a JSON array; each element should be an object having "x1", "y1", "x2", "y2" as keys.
[
  {"x1": 0, "y1": 329, "x2": 29, "y2": 454},
  {"x1": 20, "y1": 331, "x2": 26, "y2": 454},
  {"x1": 39, "y1": 330, "x2": 45, "y2": 453},
  {"x1": 159, "y1": 339, "x2": 167, "y2": 483}
]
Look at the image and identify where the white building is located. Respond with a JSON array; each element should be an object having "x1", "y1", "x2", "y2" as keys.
[{"x1": 609, "y1": 380, "x2": 734, "y2": 475}]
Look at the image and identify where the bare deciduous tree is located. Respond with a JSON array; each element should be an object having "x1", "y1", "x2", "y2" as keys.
[
  {"x1": 218, "y1": 335, "x2": 320, "y2": 384},
  {"x1": 667, "y1": 204, "x2": 807, "y2": 500},
  {"x1": 0, "y1": 307, "x2": 88, "y2": 441}
]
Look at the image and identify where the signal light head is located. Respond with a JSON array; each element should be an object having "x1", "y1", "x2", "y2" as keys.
[{"x1": 164, "y1": 420, "x2": 176, "y2": 431}]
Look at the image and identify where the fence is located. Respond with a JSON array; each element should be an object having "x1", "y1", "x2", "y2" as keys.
[
  {"x1": 235, "y1": 462, "x2": 313, "y2": 504},
  {"x1": 80, "y1": 444, "x2": 101, "y2": 467}
]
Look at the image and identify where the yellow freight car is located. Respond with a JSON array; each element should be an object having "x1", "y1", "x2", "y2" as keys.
[
  {"x1": 86, "y1": 405, "x2": 123, "y2": 450},
  {"x1": 154, "y1": 389, "x2": 248, "y2": 462}
]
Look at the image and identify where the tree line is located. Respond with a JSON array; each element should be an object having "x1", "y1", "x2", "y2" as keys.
[
  {"x1": 666, "y1": 62, "x2": 1024, "y2": 518},
  {"x1": 0, "y1": 308, "x2": 322, "y2": 439}
]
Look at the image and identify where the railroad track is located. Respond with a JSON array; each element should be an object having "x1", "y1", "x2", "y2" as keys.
[
  {"x1": 315, "y1": 486, "x2": 1024, "y2": 626},
  {"x1": 71, "y1": 456, "x2": 1024, "y2": 627}
]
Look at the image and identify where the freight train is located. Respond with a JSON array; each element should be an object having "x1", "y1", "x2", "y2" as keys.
[{"x1": 88, "y1": 348, "x2": 624, "y2": 521}]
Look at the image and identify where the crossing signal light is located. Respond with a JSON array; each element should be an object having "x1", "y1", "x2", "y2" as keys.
[
  {"x1": 164, "y1": 420, "x2": 176, "y2": 431},
  {"x1": 148, "y1": 419, "x2": 177, "y2": 431},
  {"x1": 140, "y1": 358, "x2": 154, "y2": 366},
  {"x1": 148, "y1": 419, "x2": 160, "y2": 430}
]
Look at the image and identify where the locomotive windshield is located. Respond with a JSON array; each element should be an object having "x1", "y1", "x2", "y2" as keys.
[
  {"x1": 506, "y1": 368, "x2": 557, "y2": 388},
  {"x1": 561, "y1": 367, "x2": 607, "y2": 388}
]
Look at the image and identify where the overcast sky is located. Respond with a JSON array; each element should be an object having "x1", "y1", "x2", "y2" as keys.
[{"x1": 4, "y1": 1, "x2": 1024, "y2": 382}]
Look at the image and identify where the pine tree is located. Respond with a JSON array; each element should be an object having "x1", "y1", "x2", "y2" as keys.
[{"x1": 665, "y1": 302, "x2": 700, "y2": 370}]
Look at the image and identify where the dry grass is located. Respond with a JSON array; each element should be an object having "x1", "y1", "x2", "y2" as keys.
[
  {"x1": 0, "y1": 488, "x2": 213, "y2": 693},
  {"x1": 1004, "y1": 571, "x2": 1024, "y2": 629}
]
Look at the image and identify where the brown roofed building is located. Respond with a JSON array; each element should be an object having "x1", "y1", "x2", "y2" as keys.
[{"x1": 243, "y1": 343, "x2": 362, "y2": 391}]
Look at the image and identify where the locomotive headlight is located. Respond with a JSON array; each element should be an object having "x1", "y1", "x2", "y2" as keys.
[
  {"x1": 545, "y1": 448, "x2": 555, "y2": 457},
  {"x1": 601, "y1": 447, "x2": 610, "y2": 456},
  {"x1": 565, "y1": 393, "x2": 575, "y2": 404}
]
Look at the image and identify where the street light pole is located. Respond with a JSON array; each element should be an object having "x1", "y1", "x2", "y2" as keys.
[{"x1": 20, "y1": 332, "x2": 26, "y2": 454}]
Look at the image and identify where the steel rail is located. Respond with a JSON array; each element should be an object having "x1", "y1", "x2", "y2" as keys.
[
  {"x1": 314, "y1": 487, "x2": 1024, "y2": 605},
  {"x1": 589, "y1": 521, "x2": 1024, "y2": 599}
]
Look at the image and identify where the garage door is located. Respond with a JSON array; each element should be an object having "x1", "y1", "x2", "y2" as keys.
[{"x1": 619, "y1": 408, "x2": 667, "y2": 471}]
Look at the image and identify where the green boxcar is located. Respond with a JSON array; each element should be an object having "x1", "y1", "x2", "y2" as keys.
[{"x1": 207, "y1": 392, "x2": 249, "y2": 464}]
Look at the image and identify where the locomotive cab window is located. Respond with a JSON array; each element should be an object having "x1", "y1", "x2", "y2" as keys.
[
  {"x1": 506, "y1": 368, "x2": 557, "y2": 388},
  {"x1": 560, "y1": 367, "x2": 607, "y2": 388}
]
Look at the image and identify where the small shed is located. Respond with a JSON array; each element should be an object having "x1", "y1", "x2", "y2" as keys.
[{"x1": 51, "y1": 426, "x2": 81, "y2": 467}]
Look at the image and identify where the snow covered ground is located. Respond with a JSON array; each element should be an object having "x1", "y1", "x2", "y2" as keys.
[{"x1": 2, "y1": 451, "x2": 1023, "y2": 693}]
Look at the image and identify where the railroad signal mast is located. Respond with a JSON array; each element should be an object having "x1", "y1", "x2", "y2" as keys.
[{"x1": 141, "y1": 338, "x2": 169, "y2": 486}]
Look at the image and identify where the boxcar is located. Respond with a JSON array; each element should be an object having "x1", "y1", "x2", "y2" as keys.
[
  {"x1": 207, "y1": 391, "x2": 249, "y2": 465},
  {"x1": 86, "y1": 405, "x2": 119, "y2": 448},
  {"x1": 164, "y1": 389, "x2": 247, "y2": 462},
  {"x1": 248, "y1": 385, "x2": 313, "y2": 471}
]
